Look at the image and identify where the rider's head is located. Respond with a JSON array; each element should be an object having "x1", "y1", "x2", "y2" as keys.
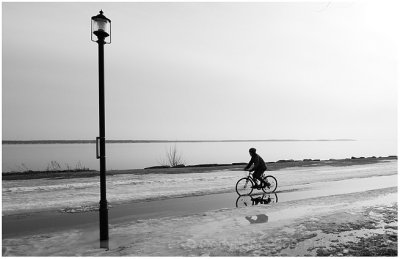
[{"x1": 249, "y1": 148, "x2": 256, "y2": 155}]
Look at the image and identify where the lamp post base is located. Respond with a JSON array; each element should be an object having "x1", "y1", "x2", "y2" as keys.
[
  {"x1": 99, "y1": 199, "x2": 109, "y2": 248},
  {"x1": 100, "y1": 239, "x2": 109, "y2": 250}
]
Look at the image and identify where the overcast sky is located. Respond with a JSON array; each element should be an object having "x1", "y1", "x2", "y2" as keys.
[{"x1": 2, "y1": 1, "x2": 398, "y2": 141}]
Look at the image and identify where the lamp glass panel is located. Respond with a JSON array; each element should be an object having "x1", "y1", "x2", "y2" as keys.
[{"x1": 92, "y1": 18, "x2": 110, "y2": 34}]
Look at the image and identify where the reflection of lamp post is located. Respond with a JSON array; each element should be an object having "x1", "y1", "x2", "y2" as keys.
[{"x1": 91, "y1": 10, "x2": 111, "y2": 249}]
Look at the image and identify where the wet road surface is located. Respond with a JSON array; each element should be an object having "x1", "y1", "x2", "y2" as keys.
[{"x1": 2, "y1": 174, "x2": 396, "y2": 238}]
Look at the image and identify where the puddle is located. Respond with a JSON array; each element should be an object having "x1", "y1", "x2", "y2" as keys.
[
  {"x1": 235, "y1": 174, "x2": 396, "y2": 208},
  {"x1": 236, "y1": 193, "x2": 278, "y2": 208},
  {"x1": 277, "y1": 174, "x2": 397, "y2": 203}
]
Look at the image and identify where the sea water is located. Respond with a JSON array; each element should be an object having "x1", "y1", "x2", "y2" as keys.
[{"x1": 2, "y1": 139, "x2": 396, "y2": 172}]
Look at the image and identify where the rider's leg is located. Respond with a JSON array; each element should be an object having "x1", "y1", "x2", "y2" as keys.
[
  {"x1": 254, "y1": 170, "x2": 266, "y2": 187},
  {"x1": 253, "y1": 170, "x2": 263, "y2": 187}
]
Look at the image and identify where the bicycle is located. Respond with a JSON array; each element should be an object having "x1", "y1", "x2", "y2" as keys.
[{"x1": 235, "y1": 171, "x2": 277, "y2": 195}]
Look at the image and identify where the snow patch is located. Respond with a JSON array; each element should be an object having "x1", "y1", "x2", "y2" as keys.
[{"x1": 2, "y1": 161, "x2": 397, "y2": 215}]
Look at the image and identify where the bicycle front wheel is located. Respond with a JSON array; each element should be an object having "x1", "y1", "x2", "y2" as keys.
[
  {"x1": 236, "y1": 177, "x2": 254, "y2": 196},
  {"x1": 235, "y1": 195, "x2": 252, "y2": 208},
  {"x1": 262, "y1": 175, "x2": 278, "y2": 193}
]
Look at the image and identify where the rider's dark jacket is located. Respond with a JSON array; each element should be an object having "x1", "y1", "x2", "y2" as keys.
[{"x1": 244, "y1": 153, "x2": 267, "y2": 173}]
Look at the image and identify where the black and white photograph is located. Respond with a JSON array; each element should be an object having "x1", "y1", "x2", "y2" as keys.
[{"x1": 2, "y1": 1, "x2": 398, "y2": 256}]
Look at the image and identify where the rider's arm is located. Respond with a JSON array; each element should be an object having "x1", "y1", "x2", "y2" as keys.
[
  {"x1": 253, "y1": 155, "x2": 261, "y2": 170},
  {"x1": 244, "y1": 157, "x2": 255, "y2": 171}
]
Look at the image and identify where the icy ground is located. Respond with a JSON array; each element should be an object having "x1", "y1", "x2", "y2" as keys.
[
  {"x1": 1, "y1": 160, "x2": 397, "y2": 256},
  {"x1": 2, "y1": 160, "x2": 397, "y2": 215},
  {"x1": 2, "y1": 187, "x2": 397, "y2": 256}
]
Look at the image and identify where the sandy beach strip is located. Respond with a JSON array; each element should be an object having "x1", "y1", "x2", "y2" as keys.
[{"x1": 2, "y1": 156, "x2": 396, "y2": 180}]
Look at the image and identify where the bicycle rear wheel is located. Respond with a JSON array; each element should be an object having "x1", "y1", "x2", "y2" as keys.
[
  {"x1": 236, "y1": 177, "x2": 254, "y2": 196},
  {"x1": 262, "y1": 175, "x2": 277, "y2": 193}
]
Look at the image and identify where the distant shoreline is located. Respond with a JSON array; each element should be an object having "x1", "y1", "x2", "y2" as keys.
[
  {"x1": 2, "y1": 139, "x2": 356, "y2": 145},
  {"x1": 2, "y1": 156, "x2": 396, "y2": 181}
]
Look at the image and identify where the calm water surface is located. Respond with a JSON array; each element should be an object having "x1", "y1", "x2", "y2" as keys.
[{"x1": 2, "y1": 140, "x2": 396, "y2": 172}]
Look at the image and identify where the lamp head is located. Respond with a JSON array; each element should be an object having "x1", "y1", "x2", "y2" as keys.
[{"x1": 91, "y1": 10, "x2": 111, "y2": 43}]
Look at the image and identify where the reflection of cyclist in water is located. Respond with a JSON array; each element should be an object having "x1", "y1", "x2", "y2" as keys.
[
  {"x1": 252, "y1": 195, "x2": 272, "y2": 205},
  {"x1": 244, "y1": 148, "x2": 267, "y2": 189},
  {"x1": 236, "y1": 193, "x2": 278, "y2": 208}
]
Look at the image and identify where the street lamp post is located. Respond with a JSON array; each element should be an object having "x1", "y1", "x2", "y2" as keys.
[{"x1": 91, "y1": 10, "x2": 111, "y2": 249}]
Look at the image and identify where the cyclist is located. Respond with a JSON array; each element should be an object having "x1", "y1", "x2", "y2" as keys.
[{"x1": 244, "y1": 148, "x2": 267, "y2": 189}]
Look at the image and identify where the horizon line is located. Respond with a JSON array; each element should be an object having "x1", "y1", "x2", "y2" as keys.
[{"x1": 2, "y1": 139, "x2": 357, "y2": 144}]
